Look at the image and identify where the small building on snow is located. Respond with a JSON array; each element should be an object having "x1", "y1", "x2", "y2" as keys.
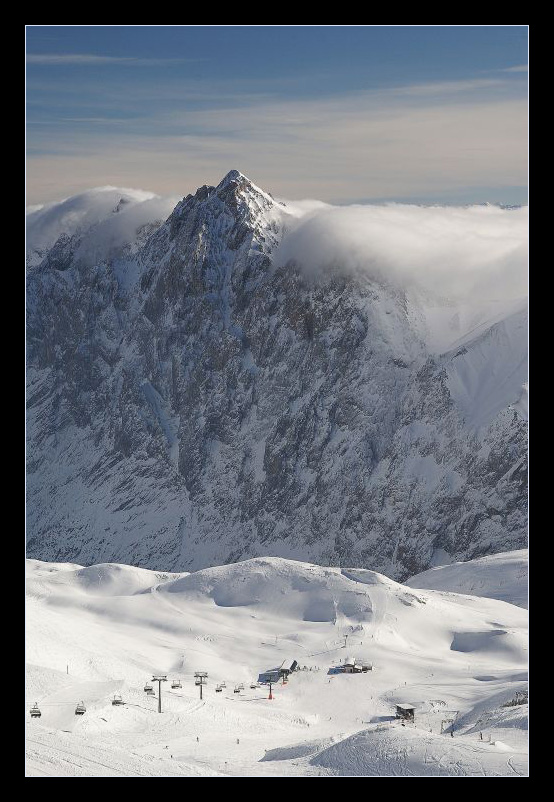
[
  {"x1": 343, "y1": 656, "x2": 371, "y2": 673},
  {"x1": 279, "y1": 659, "x2": 298, "y2": 678}
]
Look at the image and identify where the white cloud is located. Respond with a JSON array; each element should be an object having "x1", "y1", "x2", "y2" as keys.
[
  {"x1": 26, "y1": 186, "x2": 180, "y2": 265},
  {"x1": 27, "y1": 184, "x2": 528, "y2": 310},
  {"x1": 276, "y1": 198, "x2": 333, "y2": 218},
  {"x1": 26, "y1": 185, "x2": 528, "y2": 354},
  {"x1": 276, "y1": 202, "x2": 528, "y2": 304}
]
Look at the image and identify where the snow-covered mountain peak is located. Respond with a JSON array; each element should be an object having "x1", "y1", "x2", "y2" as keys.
[
  {"x1": 211, "y1": 169, "x2": 285, "y2": 228},
  {"x1": 215, "y1": 169, "x2": 273, "y2": 201},
  {"x1": 26, "y1": 174, "x2": 527, "y2": 580},
  {"x1": 217, "y1": 168, "x2": 249, "y2": 188},
  {"x1": 147, "y1": 170, "x2": 285, "y2": 291}
]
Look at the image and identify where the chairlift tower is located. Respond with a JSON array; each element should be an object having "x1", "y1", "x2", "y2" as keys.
[
  {"x1": 194, "y1": 671, "x2": 208, "y2": 700},
  {"x1": 151, "y1": 675, "x2": 168, "y2": 713},
  {"x1": 267, "y1": 672, "x2": 279, "y2": 700}
]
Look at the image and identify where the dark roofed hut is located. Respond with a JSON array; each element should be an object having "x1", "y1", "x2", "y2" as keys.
[
  {"x1": 395, "y1": 704, "x2": 416, "y2": 721},
  {"x1": 279, "y1": 659, "x2": 298, "y2": 678}
]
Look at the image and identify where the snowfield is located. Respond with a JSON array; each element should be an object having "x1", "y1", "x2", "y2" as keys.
[
  {"x1": 25, "y1": 551, "x2": 528, "y2": 777},
  {"x1": 406, "y1": 549, "x2": 528, "y2": 609}
]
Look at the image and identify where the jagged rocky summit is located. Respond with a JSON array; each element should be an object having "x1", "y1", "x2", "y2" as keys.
[{"x1": 26, "y1": 170, "x2": 527, "y2": 579}]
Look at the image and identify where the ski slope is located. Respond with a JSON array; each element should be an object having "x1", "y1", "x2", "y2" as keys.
[
  {"x1": 25, "y1": 555, "x2": 528, "y2": 776},
  {"x1": 406, "y1": 549, "x2": 528, "y2": 609}
]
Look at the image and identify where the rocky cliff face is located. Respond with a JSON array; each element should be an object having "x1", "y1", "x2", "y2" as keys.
[{"x1": 26, "y1": 170, "x2": 527, "y2": 579}]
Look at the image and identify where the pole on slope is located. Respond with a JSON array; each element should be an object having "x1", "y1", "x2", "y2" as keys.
[
  {"x1": 152, "y1": 675, "x2": 167, "y2": 713},
  {"x1": 268, "y1": 677, "x2": 277, "y2": 700},
  {"x1": 194, "y1": 671, "x2": 208, "y2": 700}
]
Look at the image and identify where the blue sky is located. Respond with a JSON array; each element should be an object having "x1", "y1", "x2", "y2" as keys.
[{"x1": 26, "y1": 26, "x2": 528, "y2": 205}]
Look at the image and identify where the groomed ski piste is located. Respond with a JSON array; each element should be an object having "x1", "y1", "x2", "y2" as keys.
[{"x1": 26, "y1": 550, "x2": 528, "y2": 777}]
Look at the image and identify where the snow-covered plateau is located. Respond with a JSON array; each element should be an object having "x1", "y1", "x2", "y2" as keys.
[
  {"x1": 26, "y1": 170, "x2": 528, "y2": 579},
  {"x1": 25, "y1": 550, "x2": 528, "y2": 777}
]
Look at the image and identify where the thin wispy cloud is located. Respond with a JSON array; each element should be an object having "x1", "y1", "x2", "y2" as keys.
[
  {"x1": 499, "y1": 65, "x2": 528, "y2": 73},
  {"x1": 28, "y1": 117, "x2": 134, "y2": 126},
  {"x1": 27, "y1": 27, "x2": 527, "y2": 203},
  {"x1": 61, "y1": 117, "x2": 134, "y2": 124},
  {"x1": 388, "y1": 78, "x2": 508, "y2": 96},
  {"x1": 26, "y1": 91, "x2": 527, "y2": 205},
  {"x1": 26, "y1": 53, "x2": 199, "y2": 66}
]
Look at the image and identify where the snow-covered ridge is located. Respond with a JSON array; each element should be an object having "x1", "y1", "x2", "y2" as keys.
[{"x1": 406, "y1": 549, "x2": 528, "y2": 609}]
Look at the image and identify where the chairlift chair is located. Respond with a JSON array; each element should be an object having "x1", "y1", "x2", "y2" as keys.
[
  {"x1": 111, "y1": 695, "x2": 124, "y2": 706},
  {"x1": 250, "y1": 683, "x2": 257, "y2": 689},
  {"x1": 215, "y1": 685, "x2": 222, "y2": 692},
  {"x1": 75, "y1": 701, "x2": 86, "y2": 715},
  {"x1": 234, "y1": 686, "x2": 241, "y2": 693},
  {"x1": 171, "y1": 680, "x2": 182, "y2": 689},
  {"x1": 30, "y1": 703, "x2": 41, "y2": 718},
  {"x1": 144, "y1": 682, "x2": 153, "y2": 693}
]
